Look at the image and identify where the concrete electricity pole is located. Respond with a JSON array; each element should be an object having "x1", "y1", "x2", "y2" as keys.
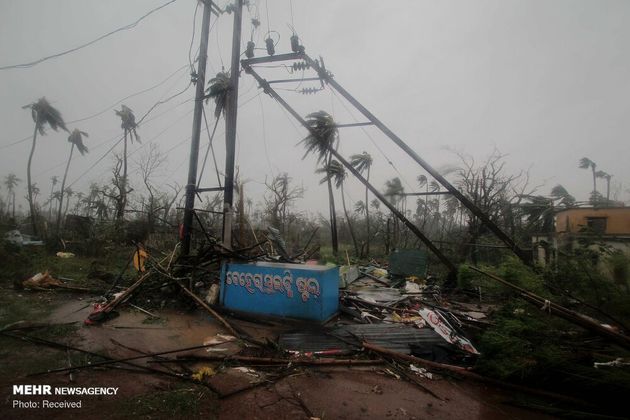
[
  {"x1": 181, "y1": 0, "x2": 215, "y2": 255},
  {"x1": 221, "y1": 0, "x2": 244, "y2": 250}
]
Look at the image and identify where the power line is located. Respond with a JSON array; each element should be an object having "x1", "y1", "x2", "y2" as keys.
[
  {"x1": 0, "y1": 64, "x2": 190, "y2": 150},
  {"x1": 66, "y1": 105, "x2": 195, "y2": 189},
  {"x1": 32, "y1": 96, "x2": 194, "y2": 178},
  {"x1": 67, "y1": 64, "x2": 189, "y2": 125},
  {"x1": 258, "y1": 94, "x2": 275, "y2": 177},
  {"x1": 137, "y1": 78, "x2": 193, "y2": 125},
  {"x1": 329, "y1": 88, "x2": 414, "y2": 191},
  {"x1": 66, "y1": 88, "x2": 262, "y2": 192},
  {"x1": 66, "y1": 135, "x2": 125, "y2": 189},
  {"x1": 0, "y1": 0, "x2": 179, "y2": 71},
  {"x1": 188, "y1": 1, "x2": 200, "y2": 73},
  {"x1": 0, "y1": 135, "x2": 31, "y2": 150}
]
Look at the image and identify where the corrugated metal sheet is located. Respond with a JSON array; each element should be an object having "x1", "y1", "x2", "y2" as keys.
[
  {"x1": 389, "y1": 249, "x2": 428, "y2": 278},
  {"x1": 279, "y1": 323, "x2": 445, "y2": 355}
]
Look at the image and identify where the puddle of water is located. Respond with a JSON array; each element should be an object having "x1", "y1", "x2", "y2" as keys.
[{"x1": 49, "y1": 299, "x2": 228, "y2": 357}]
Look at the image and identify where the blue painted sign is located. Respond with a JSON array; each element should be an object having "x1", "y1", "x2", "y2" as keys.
[{"x1": 220, "y1": 262, "x2": 339, "y2": 321}]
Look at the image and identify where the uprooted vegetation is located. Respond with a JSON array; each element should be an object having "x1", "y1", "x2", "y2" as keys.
[{"x1": 455, "y1": 255, "x2": 630, "y2": 412}]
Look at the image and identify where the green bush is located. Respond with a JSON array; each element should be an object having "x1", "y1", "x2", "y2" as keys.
[
  {"x1": 457, "y1": 257, "x2": 548, "y2": 297},
  {"x1": 475, "y1": 303, "x2": 567, "y2": 380}
]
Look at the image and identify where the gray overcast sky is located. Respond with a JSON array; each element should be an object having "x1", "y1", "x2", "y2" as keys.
[{"x1": 1, "y1": 0, "x2": 629, "y2": 215}]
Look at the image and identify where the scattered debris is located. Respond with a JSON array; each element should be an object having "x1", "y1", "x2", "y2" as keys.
[
  {"x1": 4, "y1": 229, "x2": 43, "y2": 246},
  {"x1": 418, "y1": 308, "x2": 480, "y2": 355},
  {"x1": 409, "y1": 364, "x2": 433, "y2": 380},
  {"x1": 23, "y1": 271, "x2": 63, "y2": 289},
  {"x1": 192, "y1": 366, "x2": 216, "y2": 381},
  {"x1": 56, "y1": 251, "x2": 76, "y2": 258},
  {"x1": 594, "y1": 358, "x2": 630, "y2": 369}
]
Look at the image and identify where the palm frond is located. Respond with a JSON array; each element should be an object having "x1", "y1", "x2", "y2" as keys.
[
  {"x1": 115, "y1": 105, "x2": 140, "y2": 142},
  {"x1": 579, "y1": 157, "x2": 595, "y2": 169},
  {"x1": 300, "y1": 111, "x2": 338, "y2": 164},
  {"x1": 316, "y1": 160, "x2": 345, "y2": 188},
  {"x1": 384, "y1": 177, "x2": 404, "y2": 199},
  {"x1": 68, "y1": 129, "x2": 89, "y2": 156},
  {"x1": 205, "y1": 72, "x2": 231, "y2": 118},
  {"x1": 349, "y1": 151, "x2": 373, "y2": 173},
  {"x1": 28, "y1": 97, "x2": 68, "y2": 135}
]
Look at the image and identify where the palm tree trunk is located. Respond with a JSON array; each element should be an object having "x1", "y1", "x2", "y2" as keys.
[
  {"x1": 341, "y1": 184, "x2": 359, "y2": 257},
  {"x1": 12, "y1": 192, "x2": 16, "y2": 219},
  {"x1": 56, "y1": 143, "x2": 74, "y2": 234},
  {"x1": 64, "y1": 194, "x2": 71, "y2": 220},
  {"x1": 27, "y1": 124, "x2": 39, "y2": 236},
  {"x1": 591, "y1": 167, "x2": 597, "y2": 195},
  {"x1": 48, "y1": 184, "x2": 55, "y2": 221},
  {"x1": 365, "y1": 167, "x2": 370, "y2": 258},
  {"x1": 120, "y1": 130, "x2": 128, "y2": 222},
  {"x1": 421, "y1": 184, "x2": 429, "y2": 229},
  {"x1": 606, "y1": 179, "x2": 610, "y2": 201},
  {"x1": 326, "y1": 154, "x2": 338, "y2": 256}
]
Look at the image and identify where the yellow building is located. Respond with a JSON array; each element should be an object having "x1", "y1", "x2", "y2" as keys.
[
  {"x1": 533, "y1": 207, "x2": 630, "y2": 266},
  {"x1": 555, "y1": 207, "x2": 630, "y2": 237}
]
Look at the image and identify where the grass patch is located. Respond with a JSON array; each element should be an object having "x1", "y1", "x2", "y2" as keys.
[{"x1": 120, "y1": 385, "x2": 217, "y2": 419}]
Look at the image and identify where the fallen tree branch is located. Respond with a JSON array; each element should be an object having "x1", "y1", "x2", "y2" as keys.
[
  {"x1": 175, "y1": 281, "x2": 241, "y2": 338},
  {"x1": 468, "y1": 266, "x2": 630, "y2": 350},
  {"x1": 173, "y1": 354, "x2": 384, "y2": 366},
  {"x1": 23, "y1": 341, "x2": 233, "y2": 376},
  {"x1": 363, "y1": 341, "x2": 593, "y2": 407}
]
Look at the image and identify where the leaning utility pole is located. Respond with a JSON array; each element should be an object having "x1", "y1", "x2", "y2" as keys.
[
  {"x1": 181, "y1": 1, "x2": 214, "y2": 255},
  {"x1": 221, "y1": 0, "x2": 244, "y2": 249}
]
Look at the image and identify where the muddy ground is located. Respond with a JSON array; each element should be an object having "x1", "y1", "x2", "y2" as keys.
[{"x1": 0, "y1": 289, "x2": 558, "y2": 420}]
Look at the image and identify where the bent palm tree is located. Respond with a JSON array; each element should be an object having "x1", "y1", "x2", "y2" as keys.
[
  {"x1": 550, "y1": 184, "x2": 576, "y2": 208},
  {"x1": 350, "y1": 151, "x2": 373, "y2": 257},
  {"x1": 384, "y1": 177, "x2": 405, "y2": 248},
  {"x1": 300, "y1": 111, "x2": 339, "y2": 256},
  {"x1": 115, "y1": 105, "x2": 140, "y2": 221},
  {"x1": 57, "y1": 129, "x2": 88, "y2": 234},
  {"x1": 317, "y1": 160, "x2": 359, "y2": 257},
  {"x1": 4, "y1": 174, "x2": 21, "y2": 218},
  {"x1": 579, "y1": 157, "x2": 598, "y2": 203},
  {"x1": 24, "y1": 97, "x2": 68, "y2": 235},
  {"x1": 354, "y1": 200, "x2": 366, "y2": 215},
  {"x1": 595, "y1": 170, "x2": 612, "y2": 202}
]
